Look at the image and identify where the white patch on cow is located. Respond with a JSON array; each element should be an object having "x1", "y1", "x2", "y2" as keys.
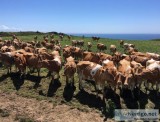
[
  {"x1": 90, "y1": 63, "x2": 94, "y2": 67},
  {"x1": 126, "y1": 65, "x2": 131, "y2": 72},
  {"x1": 147, "y1": 62, "x2": 160, "y2": 71},
  {"x1": 54, "y1": 57, "x2": 61, "y2": 64},
  {"x1": 147, "y1": 52, "x2": 160, "y2": 57},
  {"x1": 146, "y1": 59, "x2": 156, "y2": 67},
  {"x1": 6, "y1": 52, "x2": 12, "y2": 57},
  {"x1": 102, "y1": 59, "x2": 110, "y2": 66},
  {"x1": 90, "y1": 64, "x2": 102, "y2": 76}
]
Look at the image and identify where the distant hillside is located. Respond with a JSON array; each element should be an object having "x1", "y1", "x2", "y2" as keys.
[{"x1": 0, "y1": 31, "x2": 60, "y2": 37}]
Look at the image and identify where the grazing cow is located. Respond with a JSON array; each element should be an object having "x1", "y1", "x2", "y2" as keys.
[
  {"x1": 67, "y1": 35, "x2": 72, "y2": 41},
  {"x1": 53, "y1": 45, "x2": 61, "y2": 54},
  {"x1": 14, "y1": 53, "x2": 27, "y2": 77},
  {"x1": 97, "y1": 43, "x2": 107, "y2": 52},
  {"x1": 34, "y1": 36, "x2": 38, "y2": 41},
  {"x1": 146, "y1": 52, "x2": 160, "y2": 61},
  {"x1": 64, "y1": 56, "x2": 76, "y2": 86},
  {"x1": 50, "y1": 39, "x2": 55, "y2": 44},
  {"x1": 87, "y1": 42, "x2": 92, "y2": 51},
  {"x1": 72, "y1": 47, "x2": 83, "y2": 60},
  {"x1": 119, "y1": 40, "x2": 124, "y2": 47},
  {"x1": 136, "y1": 59, "x2": 160, "y2": 95},
  {"x1": 35, "y1": 41, "x2": 41, "y2": 48},
  {"x1": 102, "y1": 59, "x2": 118, "y2": 91},
  {"x1": 71, "y1": 40, "x2": 77, "y2": 47},
  {"x1": 51, "y1": 50, "x2": 60, "y2": 57},
  {"x1": 63, "y1": 46, "x2": 73, "y2": 61},
  {"x1": 0, "y1": 37, "x2": 2, "y2": 41},
  {"x1": 0, "y1": 52, "x2": 15, "y2": 73},
  {"x1": 77, "y1": 61, "x2": 117, "y2": 101},
  {"x1": 50, "y1": 34, "x2": 54, "y2": 39},
  {"x1": 116, "y1": 59, "x2": 135, "y2": 98},
  {"x1": 40, "y1": 56, "x2": 62, "y2": 81},
  {"x1": 35, "y1": 47, "x2": 47, "y2": 54},
  {"x1": 82, "y1": 52, "x2": 100, "y2": 64},
  {"x1": 1, "y1": 46, "x2": 9, "y2": 52},
  {"x1": 97, "y1": 53, "x2": 112, "y2": 64},
  {"x1": 125, "y1": 55, "x2": 150, "y2": 66},
  {"x1": 92, "y1": 36, "x2": 100, "y2": 41},
  {"x1": 24, "y1": 46, "x2": 34, "y2": 53},
  {"x1": 109, "y1": 45, "x2": 117, "y2": 55},
  {"x1": 23, "y1": 53, "x2": 43, "y2": 76},
  {"x1": 77, "y1": 40, "x2": 84, "y2": 47}
]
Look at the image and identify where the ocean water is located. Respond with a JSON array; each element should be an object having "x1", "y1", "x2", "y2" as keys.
[{"x1": 69, "y1": 34, "x2": 160, "y2": 40}]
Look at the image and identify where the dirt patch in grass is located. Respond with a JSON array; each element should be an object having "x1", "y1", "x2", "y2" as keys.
[{"x1": 0, "y1": 91, "x2": 104, "y2": 122}]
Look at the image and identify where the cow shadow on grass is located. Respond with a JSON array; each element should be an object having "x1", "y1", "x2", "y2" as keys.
[
  {"x1": 0, "y1": 74, "x2": 9, "y2": 83},
  {"x1": 63, "y1": 85, "x2": 76, "y2": 102},
  {"x1": 121, "y1": 89, "x2": 139, "y2": 109},
  {"x1": 10, "y1": 72, "x2": 25, "y2": 90},
  {"x1": 121, "y1": 88, "x2": 149, "y2": 109},
  {"x1": 75, "y1": 90, "x2": 105, "y2": 112},
  {"x1": 148, "y1": 90, "x2": 160, "y2": 110},
  {"x1": 25, "y1": 74, "x2": 43, "y2": 89},
  {"x1": 47, "y1": 79, "x2": 61, "y2": 97},
  {"x1": 105, "y1": 89, "x2": 121, "y2": 109}
]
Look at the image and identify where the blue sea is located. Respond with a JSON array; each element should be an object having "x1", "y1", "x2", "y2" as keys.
[{"x1": 69, "y1": 34, "x2": 160, "y2": 40}]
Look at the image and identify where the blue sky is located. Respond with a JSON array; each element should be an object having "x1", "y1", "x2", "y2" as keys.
[{"x1": 0, "y1": 0, "x2": 160, "y2": 34}]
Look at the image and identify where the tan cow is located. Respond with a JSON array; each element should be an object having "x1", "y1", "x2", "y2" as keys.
[
  {"x1": 116, "y1": 59, "x2": 135, "y2": 98},
  {"x1": 40, "y1": 56, "x2": 62, "y2": 81},
  {"x1": 14, "y1": 53, "x2": 27, "y2": 77},
  {"x1": 23, "y1": 53, "x2": 43, "y2": 76},
  {"x1": 102, "y1": 59, "x2": 118, "y2": 91},
  {"x1": 119, "y1": 40, "x2": 124, "y2": 47},
  {"x1": 82, "y1": 52, "x2": 100, "y2": 64},
  {"x1": 109, "y1": 45, "x2": 117, "y2": 55},
  {"x1": 136, "y1": 59, "x2": 160, "y2": 95},
  {"x1": 77, "y1": 61, "x2": 117, "y2": 101},
  {"x1": 64, "y1": 56, "x2": 76, "y2": 86},
  {"x1": 97, "y1": 43, "x2": 107, "y2": 52},
  {"x1": 87, "y1": 42, "x2": 92, "y2": 51},
  {"x1": 0, "y1": 52, "x2": 15, "y2": 74}
]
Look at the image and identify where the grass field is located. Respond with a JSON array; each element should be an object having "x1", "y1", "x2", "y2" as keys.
[{"x1": 0, "y1": 34, "x2": 160, "y2": 121}]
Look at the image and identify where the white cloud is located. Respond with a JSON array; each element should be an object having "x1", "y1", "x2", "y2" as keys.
[{"x1": 0, "y1": 25, "x2": 21, "y2": 32}]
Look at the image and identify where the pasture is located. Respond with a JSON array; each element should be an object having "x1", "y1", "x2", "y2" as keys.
[{"x1": 0, "y1": 33, "x2": 160, "y2": 121}]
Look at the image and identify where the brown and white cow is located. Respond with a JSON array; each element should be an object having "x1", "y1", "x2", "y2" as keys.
[
  {"x1": 40, "y1": 56, "x2": 62, "y2": 81},
  {"x1": 77, "y1": 61, "x2": 117, "y2": 101},
  {"x1": 136, "y1": 59, "x2": 160, "y2": 95},
  {"x1": 0, "y1": 52, "x2": 15, "y2": 74},
  {"x1": 64, "y1": 56, "x2": 76, "y2": 86},
  {"x1": 102, "y1": 59, "x2": 118, "y2": 91},
  {"x1": 116, "y1": 59, "x2": 135, "y2": 98}
]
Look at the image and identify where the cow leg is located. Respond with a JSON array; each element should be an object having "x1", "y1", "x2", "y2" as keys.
[
  {"x1": 144, "y1": 81, "x2": 149, "y2": 93},
  {"x1": 57, "y1": 72, "x2": 60, "y2": 79},
  {"x1": 71, "y1": 76, "x2": 74, "y2": 87},
  {"x1": 66, "y1": 76, "x2": 69, "y2": 86},
  {"x1": 37, "y1": 68, "x2": 40, "y2": 77},
  {"x1": 156, "y1": 82, "x2": 159, "y2": 96},
  {"x1": 78, "y1": 73, "x2": 83, "y2": 90}
]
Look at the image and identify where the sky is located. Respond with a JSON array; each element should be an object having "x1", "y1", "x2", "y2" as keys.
[{"x1": 0, "y1": 0, "x2": 160, "y2": 34}]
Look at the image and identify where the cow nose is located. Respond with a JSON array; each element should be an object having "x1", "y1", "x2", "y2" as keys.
[
  {"x1": 117, "y1": 81, "x2": 122, "y2": 86},
  {"x1": 124, "y1": 83, "x2": 128, "y2": 88}
]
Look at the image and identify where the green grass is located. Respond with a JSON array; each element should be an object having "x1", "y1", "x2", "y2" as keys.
[{"x1": 0, "y1": 34, "x2": 160, "y2": 120}]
